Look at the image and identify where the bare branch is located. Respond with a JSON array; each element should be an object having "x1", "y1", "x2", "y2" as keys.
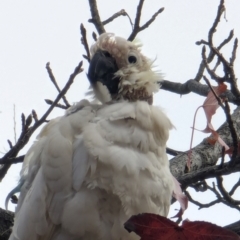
[
  {"x1": 80, "y1": 24, "x2": 91, "y2": 62},
  {"x1": 92, "y1": 31, "x2": 97, "y2": 41},
  {"x1": 32, "y1": 110, "x2": 38, "y2": 122},
  {"x1": 202, "y1": 76, "x2": 224, "y2": 107},
  {"x1": 128, "y1": 0, "x2": 164, "y2": 41},
  {"x1": 102, "y1": 9, "x2": 133, "y2": 29},
  {"x1": 46, "y1": 62, "x2": 71, "y2": 108},
  {"x1": 193, "y1": 0, "x2": 227, "y2": 82},
  {"x1": 202, "y1": 47, "x2": 223, "y2": 83},
  {"x1": 166, "y1": 147, "x2": 183, "y2": 156},
  {"x1": 88, "y1": 0, "x2": 105, "y2": 34},
  {"x1": 218, "y1": 29, "x2": 234, "y2": 50},
  {"x1": 185, "y1": 190, "x2": 221, "y2": 209},
  {"x1": 216, "y1": 176, "x2": 240, "y2": 206},
  {"x1": 0, "y1": 61, "x2": 83, "y2": 181},
  {"x1": 229, "y1": 178, "x2": 240, "y2": 196},
  {"x1": 186, "y1": 178, "x2": 240, "y2": 211},
  {"x1": 170, "y1": 105, "x2": 240, "y2": 186},
  {"x1": 208, "y1": 0, "x2": 225, "y2": 46},
  {"x1": 177, "y1": 161, "x2": 240, "y2": 188},
  {"x1": 7, "y1": 140, "x2": 13, "y2": 149},
  {"x1": 139, "y1": 8, "x2": 164, "y2": 31},
  {"x1": 230, "y1": 38, "x2": 238, "y2": 66},
  {"x1": 45, "y1": 99, "x2": 68, "y2": 110},
  {"x1": 0, "y1": 155, "x2": 24, "y2": 165},
  {"x1": 160, "y1": 79, "x2": 238, "y2": 104}
]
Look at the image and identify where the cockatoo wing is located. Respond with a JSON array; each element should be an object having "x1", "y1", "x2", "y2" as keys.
[{"x1": 9, "y1": 100, "x2": 97, "y2": 240}]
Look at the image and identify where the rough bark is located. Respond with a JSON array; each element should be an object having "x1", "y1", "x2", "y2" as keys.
[
  {"x1": 170, "y1": 106, "x2": 240, "y2": 181},
  {"x1": 0, "y1": 208, "x2": 13, "y2": 240}
]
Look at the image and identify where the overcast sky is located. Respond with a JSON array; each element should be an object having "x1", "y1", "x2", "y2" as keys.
[{"x1": 0, "y1": 0, "x2": 239, "y2": 227}]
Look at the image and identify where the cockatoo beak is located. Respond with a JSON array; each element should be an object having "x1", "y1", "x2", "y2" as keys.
[{"x1": 88, "y1": 50, "x2": 120, "y2": 96}]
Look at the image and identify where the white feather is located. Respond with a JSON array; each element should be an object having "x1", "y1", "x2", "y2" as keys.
[
  {"x1": 10, "y1": 32, "x2": 174, "y2": 240},
  {"x1": 9, "y1": 99, "x2": 173, "y2": 240}
]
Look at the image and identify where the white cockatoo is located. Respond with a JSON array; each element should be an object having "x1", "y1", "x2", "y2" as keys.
[{"x1": 9, "y1": 33, "x2": 174, "y2": 240}]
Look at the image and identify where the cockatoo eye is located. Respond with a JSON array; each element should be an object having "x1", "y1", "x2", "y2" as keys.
[{"x1": 128, "y1": 55, "x2": 137, "y2": 64}]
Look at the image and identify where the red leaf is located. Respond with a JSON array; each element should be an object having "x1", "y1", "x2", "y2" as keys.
[{"x1": 124, "y1": 213, "x2": 240, "y2": 240}]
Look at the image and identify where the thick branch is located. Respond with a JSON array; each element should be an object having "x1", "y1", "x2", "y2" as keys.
[
  {"x1": 170, "y1": 106, "x2": 240, "y2": 184},
  {"x1": 0, "y1": 208, "x2": 13, "y2": 240},
  {"x1": 177, "y1": 161, "x2": 240, "y2": 188},
  {"x1": 160, "y1": 79, "x2": 237, "y2": 104}
]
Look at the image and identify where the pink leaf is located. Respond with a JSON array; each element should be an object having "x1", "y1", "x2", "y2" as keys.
[
  {"x1": 171, "y1": 176, "x2": 188, "y2": 218},
  {"x1": 189, "y1": 83, "x2": 229, "y2": 169},
  {"x1": 200, "y1": 83, "x2": 227, "y2": 133}
]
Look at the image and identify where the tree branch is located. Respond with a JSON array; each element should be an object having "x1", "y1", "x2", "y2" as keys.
[
  {"x1": 170, "y1": 106, "x2": 240, "y2": 183},
  {"x1": 160, "y1": 79, "x2": 237, "y2": 104},
  {"x1": 88, "y1": 0, "x2": 105, "y2": 34},
  {"x1": 0, "y1": 61, "x2": 83, "y2": 181},
  {"x1": 46, "y1": 63, "x2": 71, "y2": 108},
  {"x1": 128, "y1": 0, "x2": 164, "y2": 41}
]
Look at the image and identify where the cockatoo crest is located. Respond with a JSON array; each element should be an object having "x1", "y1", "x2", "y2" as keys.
[{"x1": 89, "y1": 33, "x2": 161, "y2": 104}]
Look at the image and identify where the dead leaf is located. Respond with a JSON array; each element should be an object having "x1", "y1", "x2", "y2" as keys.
[{"x1": 189, "y1": 83, "x2": 229, "y2": 169}]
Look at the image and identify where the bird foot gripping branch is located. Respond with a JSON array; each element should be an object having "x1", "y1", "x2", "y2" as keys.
[{"x1": 8, "y1": 33, "x2": 176, "y2": 240}]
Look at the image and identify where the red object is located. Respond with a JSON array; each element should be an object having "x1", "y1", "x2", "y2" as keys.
[{"x1": 124, "y1": 213, "x2": 239, "y2": 240}]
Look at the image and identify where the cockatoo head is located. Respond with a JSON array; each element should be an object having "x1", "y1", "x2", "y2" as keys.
[{"x1": 88, "y1": 33, "x2": 161, "y2": 104}]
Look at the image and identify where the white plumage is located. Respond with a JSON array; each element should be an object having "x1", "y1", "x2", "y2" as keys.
[{"x1": 9, "y1": 33, "x2": 174, "y2": 240}]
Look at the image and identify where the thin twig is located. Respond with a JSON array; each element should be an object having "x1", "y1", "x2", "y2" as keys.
[
  {"x1": 128, "y1": 0, "x2": 164, "y2": 41},
  {"x1": 224, "y1": 100, "x2": 239, "y2": 165},
  {"x1": 7, "y1": 140, "x2": 13, "y2": 149},
  {"x1": 139, "y1": 8, "x2": 164, "y2": 32},
  {"x1": 32, "y1": 110, "x2": 38, "y2": 122},
  {"x1": 45, "y1": 99, "x2": 68, "y2": 110},
  {"x1": 166, "y1": 147, "x2": 183, "y2": 156},
  {"x1": 0, "y1": 61, "x2": 83, "y2": 181},
  {"x1": 203, "y1": 76, "x2": 238, "y2": 161},
  {"x1": 102, "y1": 9, "x2": 133, "y2": 30},
  {"x1": 88, "y1": 0, "x2": 105, "y2": 34},
  {"x1": 80, "y1": 24, "x2": 91, "y2": 62},
  {"x1": 46, "y1": 63, "x2": 71, "y2": 108},
  {"x1": 208, "y1": 0, "x2": 225, "y2": 46},
  {"x1": 92, "y1": 31, "x2": 97, "y2": 41},
  {"x1": 203, "y1": 76, "x2": 224, "y2": 108},
  {"x1": 202, "y1": 46, "x2": 223, "y2": 83},
  {"x1": 216, "y1": 176, "x2": 240, "y2": 206},
  {"x1": 229, "y1": 178, "x2": 240, "y2": 196},
  {"x1": 194, "y1": 0, "x2": 231, "y2": 82},
  {"x1": 185, "y1": 190, "x2": 221, "y2": 209},
  {"x1": 230, "y1": 38, "x2": 238, "y2": 66}
]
